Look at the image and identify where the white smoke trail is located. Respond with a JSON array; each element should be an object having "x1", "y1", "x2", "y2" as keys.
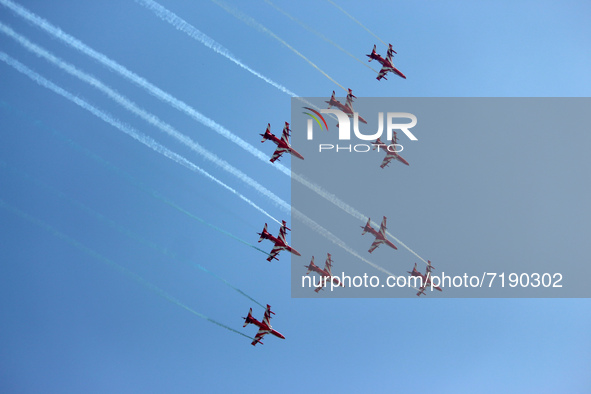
[
  {"x1": 0, "y1": 51, "x2": 280, "y2": 226},
  {"x1": 0, "y1": 198, "x2": 254, "y2": 340},
  {"x1": 292, "y1": 207, "x2": 398, "y2": 278},
  {"x1": 263, "y1": 0, "x2": 378, "y2": 74},
  {"x1": 0, "y1": 51, "x2": 398, "y2": 279},
  {"x1": 0, "y1": 1, "x2": 427, "y2": 265},
  {"x1": 0, "y1": 23, "x2": 289, "y2": 214},
  {"x1": 290, "y1": 172, "x2": 428, "y2": 265},
  {"x1": 325, "y1": 0, "x2": 388, "y2": 47},
  {"x1": 132, "y1": 0, "x2": 325, "y2": 116},
  {"x1": 210, "y1": 0, "x2": 347, "y2": 92},
  {"x1": 0, "y1": 160, "x2": 268, "y2": 308},
  {"x1": 0, "y1": 0, "x2": 275, "y2": 165},
  {"x1": 134, "y1": 0, "x2": 298, "y2": 97}
]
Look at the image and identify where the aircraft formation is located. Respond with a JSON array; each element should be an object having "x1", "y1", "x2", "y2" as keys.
[
  {"x1": 0, "y1": 0, "x2": 441, "y2": 350},
  {"x1": 247, "y1": 43, "x2": 441, "y2": 346}
]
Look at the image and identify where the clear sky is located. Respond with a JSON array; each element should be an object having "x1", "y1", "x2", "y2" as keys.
[{"x1": 0, "y1": 0, "x2": 590, "y2": 392}]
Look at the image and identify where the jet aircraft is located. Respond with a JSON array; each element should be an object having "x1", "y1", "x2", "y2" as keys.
[
  {"x1": 260, "y1": 122, "x2": 304, "y2": 163},
  {"x1": 304, "y1": 253, "x2": 344, "y2": 292},
  {"x1": 407, "y1": 260, "x2": 442, "y2": 296},
  {"x1": 366, "y1": 43, "x2": 407, "y2": 80},
  {"x1": 325, "y1": 88, "x2": 367, "y2": 126},
  {"x1": 372, "y1": 131, "x2": 410, "y2": 168},
  {"x1": 258, "y1": 220, "x2": 301, "y2": 262},
  {"x1": 243, "y1": 304, "x2": 285, "y2": 346},
  {"x1": 361, "y1": 216, "x2": 398, "y2": 253}
]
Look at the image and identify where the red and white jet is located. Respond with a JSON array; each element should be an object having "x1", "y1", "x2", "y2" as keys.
[
  {"x1": 366, "y1": 44, "x2": 406, "y2": 81},
  {"x1": 260, "y1": 122, "x2": 304, "y2": 163},
  {"x1": 325, "y1": 88, "x2": 367, "y2": 125},
  {"x1": 372, "y1": 131, "x2": 410, "y2": 168},
  {"x1": 361, "y1": 216, "x2": 398, "y2": 253},
  {"x1": 243, "y1": 304, "x2": 285, "y2": 346},
  {"x1": 304, "y1": 253, "x2": 344, "y2": 292},
  {"x1": 407, "y1": 260, "x2": 442, "y2": 296},
  {"x1": 258, "y1": 220, "x2": 301, "y2": 262}
]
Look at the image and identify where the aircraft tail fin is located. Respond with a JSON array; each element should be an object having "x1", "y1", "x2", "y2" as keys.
[
  {"x1": 258, "y1": 223, "x2": 268, "y2": 242},
  {"x1": 367, "y1": 44, "x2": 377, "y2": 61},
  {"x1": 243, "y1": 308, "x2": 254, "y2": 327},
  {"x1": 361, "y1": 218, "x2": 371, "y2": 234},
  {"x1": 261, "y1": 123, "x2": 271, "y2": 142},
  {"x1": 305, "y1": 256, "x2": 315, "y2": 275},
  {"x1": 327, "y1": 91, "x2": 336, "y2": 109}
]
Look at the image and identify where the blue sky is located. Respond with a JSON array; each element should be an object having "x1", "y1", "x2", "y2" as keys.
[{"x1": 0, "y1": 0, "x2": 590, "y2": 392}]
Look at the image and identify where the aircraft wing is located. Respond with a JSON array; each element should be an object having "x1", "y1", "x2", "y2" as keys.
[
  {"x1": 281, "y1": 124, "x2": 290, "y2": 144},
  {"x1": 381, "y1": 151, "x2": 409, "y2": 168},
  {"x1": 267, "y1": 244, "x2": 283, "y2": 261},
  {"x1": 368, "y1": 238, "x2": 383, "y2": 253},
  {"x1": 387, "y1": 46, "x2": 396, "y2": 60},
  {"x1": 379, "y1": 217, "x2": 387, "y2": 235},
  {"x1": 377, "y1": 66, "x2": 390, "y2": 81},
  {"x1": 252, "y1": 328, "x2": 270, "y2": 346},
  {"x1": 324, "y1": 254, "x2": 333, "y2": 276},
  {"x1": 270, "y1": 147, "x2": 287, "y2": 163},
  {"x1": 380, "y1": 153, "x2": 394, "y2": 168},
  {"x1": 263, "y1": 305, "x2": 273, "y2": 326},
  {"x1": 278, "y1": 223, "x2": 288, "y2": 243}
]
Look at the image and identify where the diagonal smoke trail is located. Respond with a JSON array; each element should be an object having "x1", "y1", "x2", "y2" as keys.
[
  {"x1": 0, "y1": 101, "x2": 269, "y2": 258},
  {"x1": 325, "y1": 0, "x2": 388, "y2": 47},
  {"x1": 21, "y1": 101, "x2": 270, "y2": 253},
  {"x1": 0, "y1": 198, "x2": 255, "y2": 340},
  {"x1": 0, "y1": 3, "x2": 427, "y2": 265},
  {"x1": 134, "y1": 0, "x2": 298, "y2": 97},
  {"x1": 0, "y1": 2, "x2": 427, "y2": 265},
  {"x1": 0, "y1": 53, "x2": 398, "y2": 280},
  {"x1": 264, "y1": 0, "x2": 378, "y2": 74},
  {"x1": 0, "y1": 23, "x2": 288, "y2": 218},
  {"x1": 0, "y1": 51, "x2": 280, "y2": 226},
  {"x1": 292, "y1": 172, "x2": 428, "y2": 265},
  {"x1": 132, "y1": 0, "x2": 326, "y2": 117},
  {"x1": 0, "y1": 160, "x2": 267, "y2": 308},
  {"x1": 210, "y1": 0, "x2": 347, "y2": 92},
  {"x1": 293, "y1": 207, "x2": 400, "y2": 279},
  {"x1": 0, "y1": 0, "x2": 275, "y2": 165}
]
